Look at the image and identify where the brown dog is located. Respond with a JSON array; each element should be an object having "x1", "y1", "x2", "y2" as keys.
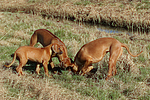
[
  {"x1": 5, "y1": 43, "x2": 63, "y2": 77},
  {"x1": 71, "y1": 37, "x2": 143, "y2": 80},
  {"x1": 30, "y1": 29, "x2": 72, "y2": 69}
]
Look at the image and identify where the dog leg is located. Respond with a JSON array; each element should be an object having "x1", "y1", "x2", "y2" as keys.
[
  {"x1": 112, "y1": 65, "x2": 117, "y2": 76},
  {"x1": 81, "y1": 65, "x2": 93, "y2": 76},
  {"x1": 106, "y1": 48, "x2": 122, "y2": 80},
  {"x1": 16, "y1": 65, "x2": 21, "y2": 76},
  {"x1": 80, "y1": 59, "x2": 93, "y2": 76},
  {"x1": 43, "y1": 61, "x2": 52, "y2": 78},
  {"x1": 49, "y1": 59, "x2": 55, "y2": 69},
  {"x1": 16, "y1": 61, "x2": 26, "y2": 76},
  {"x1": 49, "y1": 59, "x2": 57, "y2": 74},
  {"x1": 106, "y1": 59, "x2": 114, "y2": 80},
  {"x1": 36, "y1": 64, "x2": 40, "y2": 75},
  {"x1": 112, "y1": 48, "x2": 122, "y2": 76}
]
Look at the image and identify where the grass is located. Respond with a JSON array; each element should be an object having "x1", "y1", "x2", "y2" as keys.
[
  {"x1": 136, "y1": 0, "x2": 150, "y2": 10},
  {"x1": 0, "y1": 46, "x2": 18, "y2": 61},
  {"x1": 0, "y1": 1, "x2": 149, "y2": 99},
  {"x1": 138, "y1": 55, "x2": 146, "y2": 63},
  {"x1": 0, "y1": 0, "x2": 149, "y2": 34}
]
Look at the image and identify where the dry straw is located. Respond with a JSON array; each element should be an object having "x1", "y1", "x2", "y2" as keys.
[{"x1": 0, "y1": 0, "x2": 149, "y2": 34}]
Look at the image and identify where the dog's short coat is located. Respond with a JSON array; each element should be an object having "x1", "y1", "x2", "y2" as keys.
[
  {"x1": 5, "y1": 43, "x2": 62, "y2": 77},
  {"x1": 71, "y1": 37, "x2": 143, "y2": 80},
  {"x1": 30, "y1": 29, "x2": 72, "y2": 68}
]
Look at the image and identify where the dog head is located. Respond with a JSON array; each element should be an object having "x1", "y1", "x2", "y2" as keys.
[
  {"x1": 52, "y1": 44, "x2": 63, "y2": 55},
  {"x1": 60, "y1": 58, "x2": 74, "y2": 68}
]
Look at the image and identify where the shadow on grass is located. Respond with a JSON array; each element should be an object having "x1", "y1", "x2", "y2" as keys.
[
  {"x1": 10, "y1": 53, "x2": 64, "y2": 73},
  {"x1": 3, "y1": 60, "x2": 64, "y2": 76},
  {"x1": 5, "y1": 54, "x2": 132, "y2": 81},
  {"x1": 85, "y1": 62, "x2": 132, "y2": 81}
]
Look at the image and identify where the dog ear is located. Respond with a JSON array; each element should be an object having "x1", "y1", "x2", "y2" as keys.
[{"x1": 52, "y1": 44, "x2": 58, "y2": 53}]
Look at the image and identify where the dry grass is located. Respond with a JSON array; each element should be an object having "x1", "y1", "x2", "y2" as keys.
[
  {"x1": 0, "y1": 63, "x2": 94, "y2": 100},
  {"x1": 0, "y1": 0, "x2": 149, "y2": 34},
  {"x1": 0, "y1": 1, "x2": 150, "y2": 99}
]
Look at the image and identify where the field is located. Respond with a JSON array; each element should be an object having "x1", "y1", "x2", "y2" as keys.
[{"x1": 0, "y1": 0, "x2": 150, "y2": 100}]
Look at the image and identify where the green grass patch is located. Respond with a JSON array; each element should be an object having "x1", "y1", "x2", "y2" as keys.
[
  {"x1": 115, "y1": 70, "x2": 132, "y2": 83},
  {"x1": 4, "y1": 79, "x2": 24, "y2": 98},
  {"x1": 0, "y1": 46, "x2": 17, "y2": 61},
  {"x1": 53, "y1": 29, "x2": 89, "y2": 43},
  {"x1": 140, "y1": 67, "x2": 150, "y2": 77},
  {"x1": 107, "y1": 90, "x2": 122, "y2": 100},
  {"x1": 42, "y1": 20, "x2": 52, "y2": 26},
  {"x1": 52, "y1": 70, "x2": 124, "y2": 100},
  {"x1": 136, "y1": 0, "x2": 150, "y2": 10},
  {"x1": 12, "y1": 22, "x2": 31, "y2": 31},
  {"x1": 74, "y1": 2, "x2": 82, "y2": 5},
  {"x1": 74, "y1": 0, "x2": 92, "y2": 6},
  {"x1": 27, "y1": 0, "x2": 43, "y2": 3},
  {"x1": 122, "y1": 86, "x2": 134, "y2": 97},
  {"x1": 138, "y1": 55, "x2": 146, "y2": 63},
  {"x1": 54, "y1": 29, "x2": 66, "y2": 39},
  {"x1": 113, "y1": 36, "x2": 126, "y2": 43}
]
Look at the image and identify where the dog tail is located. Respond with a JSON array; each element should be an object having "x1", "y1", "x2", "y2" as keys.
[
  {"x1": 121, "y1": 43, "x2": 143, "y2": 57},
  {"x1": 5, "y1": 53, "x2": 16, "y2": 67}
]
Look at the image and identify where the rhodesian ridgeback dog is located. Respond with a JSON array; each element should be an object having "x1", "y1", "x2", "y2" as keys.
[
  {"x1": 30, "y1": 29, "x2": 72, "y2": 69},
  {"x1": 5, "y1": 43, "x2": 63, "y2": 77},
  {"x1": 71, "y1": 37, "x2": 143, "y2": 80}
]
